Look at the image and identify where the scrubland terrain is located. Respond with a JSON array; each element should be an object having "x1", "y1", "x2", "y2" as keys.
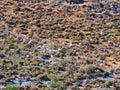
[{"x1": 0, "y1": 0, "x2": 120, "y2": 90}]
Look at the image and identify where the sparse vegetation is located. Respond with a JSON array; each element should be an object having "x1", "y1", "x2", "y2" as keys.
[{"x1": 0, "y1": 0, "x2": 119, "y2": 89}]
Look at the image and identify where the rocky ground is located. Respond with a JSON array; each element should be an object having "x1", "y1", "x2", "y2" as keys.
[{"x1": 0, "y1": 0, "x2": 120, "y2": 90}]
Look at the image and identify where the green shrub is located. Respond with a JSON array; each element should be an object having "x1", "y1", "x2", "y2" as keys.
[
  {"x1": 59, "y1": 59, "x2": 67, "y2": 67},
  {"x1": 59, "y1": 53, "x2": 64, "y2": 59},
  {"x1": 7, "y1": 85, "x2": 19, "y2": 90},
  {"x1": 50, "y1": 75, "x2": 60, "y2": 88}
]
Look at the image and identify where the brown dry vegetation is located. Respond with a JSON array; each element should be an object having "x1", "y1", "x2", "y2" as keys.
[{"x1": 0, "y1": 0, "x2": 120, "y2": 90}]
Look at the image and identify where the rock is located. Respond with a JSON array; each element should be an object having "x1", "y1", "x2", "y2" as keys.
[
  {"x1": 114, "y1": 9, "x2": 120, "y2": 14},
  {"x1": 28, "y1": 40, "x2": 34, "y2": 47},
  {"x1": 0, "y1": 85, "x2": 5, "y2": 89},
  {"x1": 35, "y1": 46, "x2": 41, "y2": 52},
  {"x1": 18, "y1": 3, "x2": 23, "y2": 7},
  {"x1": 0, "y1": 75, "x2": 5, "y2": 79},
  {"x1": 98, "y1": 11, "x2": 112, "y2": 18},
  {"x1": 87, "y1": 5, "x2": 94, "y2": 10},
  {"x1": 52, "y1": 1, "x2": 63, "y2": 7},
  {"x1": 12, "y1": 79, "x2": 23, "y2": 86},
  {"x1": 58, "y1": 67, "x2": 66, "y2": 71},
  {"x1": 0, "y1": 16, "x2": 4, "y2": 21},
  {"x1": 21, "y1": 31, "x2": 28, "y2": 35},
  {"x1": 106, "y1": 7, "x2": 112, "y2": 11},
  {"x1": 41, "y1": 77, "x2": 50, "y2": 85},
  {"x1": 99, "y1": 3, "x2": 104, "y2": 8},
  {"x1": 20, "y1": 50, "x2": 29, "y2": 55},
  {"x1": 26, "y1": 54, "x2": 31, "y2": 58},
  {"x1": 110, "y1": 2, "x2": 118, "y2": 9},
  {"x1": 16, "y1": 49, "x2": 21, "y2": 55},
  {"x1": 67, "y1": 5, "x2": 76, "y2": 9},
  {"x1": 41, "y1": 55, "x2": 51, "y2": 60},
  {"x1": 17, "y1": 37, "x2": 23, "y2": 42},
  {"x1": 6, "y1": 81, "x2": 15, "y2": 85},
  {"x1": 0, "y1": 53, "x2": 5, "y2": 58},
  {"x1": 21, "y1": 81, "x2": 32, "y2": 86},
  {"x1": 102, "y1": 11, "x2": 112, "y2": 17},
  {"x1": 98, "y1": 15, "x2": 103, "y2": 18},
  {"x1": 89, "y1": 13, "x2": 97, "y2": 18},
  {"x1": 30, "y1": 77, "x2": 39, "y2": 82},
  {"x1": 66, "y1": 0, "x2": 84, "y2": 4}
]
